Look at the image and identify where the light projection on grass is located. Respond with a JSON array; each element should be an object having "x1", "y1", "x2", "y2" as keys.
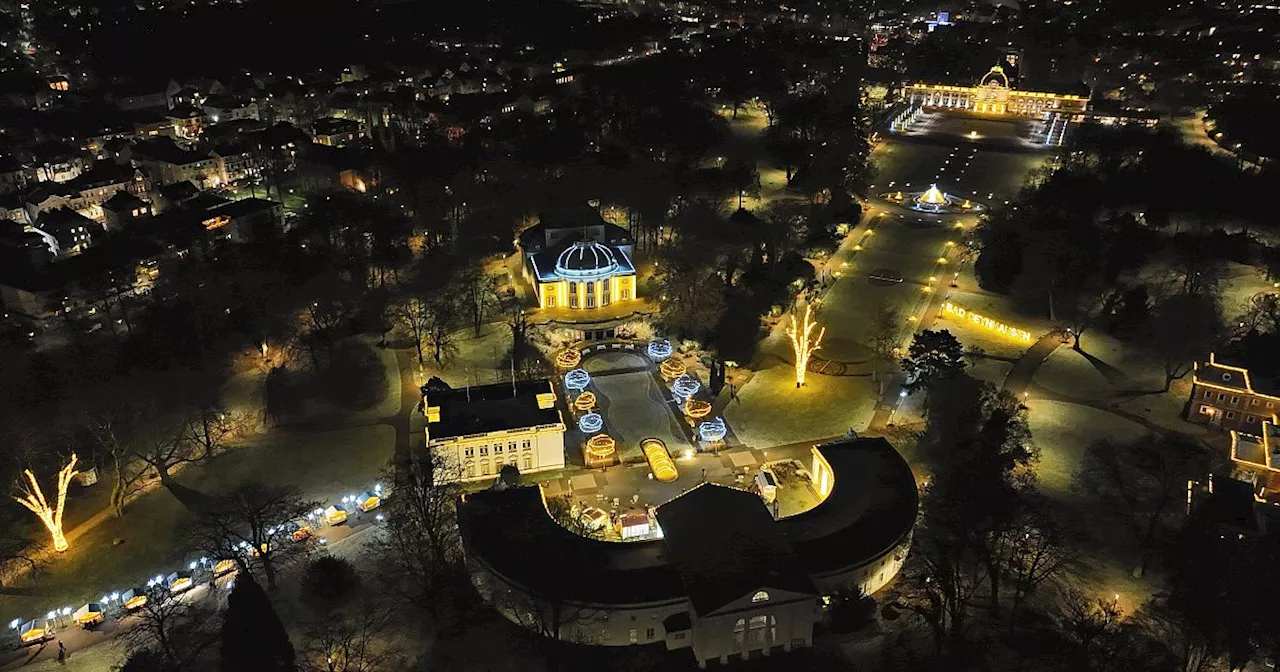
[
  {"x1": 578, "y1": 412, "x2": 604, "y2": 434},
  {"x1": 672, "y1": 374, "x2": 701, "y2": 400},
  {"x1": 14, "y1": 453, "x2": 79, "y2": 552},
  {"x1": 555, "y1": 349, "x2": 582, "y2": 369},
  {"x1": 659, "y1": 359, "x2": 686, "y2": 380},
  {"x1": 698, "y1": 417, "x2": 728, "y2": 442},
  {"x1": 647, "y1": 339, "x2": 673, "y2": 360},
  {"x1": 787, "y1": 304, "x2": 826, "y2": 388},
  {"x1": 564, "y1": 368, "x2": 591, "y2": 392},
  {"x1": 573, "y1": 391, "x2": 597, "y2": 412}
]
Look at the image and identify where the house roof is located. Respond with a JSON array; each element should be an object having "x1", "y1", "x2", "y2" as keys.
[
  {"x1": 103, "y1": 192, "x2": 145, "y2": 211},
  {"x1": 457, "y1": 437, "x2": 918, "y2": 610},
  {"x1": 425, "y1": 379, "x2": 563, "y2": 441},
  {"x1": 655, "y1": 483, "x2": 816, "y2": 616}
]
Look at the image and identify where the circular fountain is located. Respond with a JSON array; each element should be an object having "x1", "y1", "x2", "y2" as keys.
[{"x1": 884, "y1": 184, "x2": 985, "y2": 215}]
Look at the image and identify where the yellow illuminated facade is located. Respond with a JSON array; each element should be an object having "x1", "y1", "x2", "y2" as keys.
[
  {"x1": 904, "y1": 66, "x2": 1088, "y2": 117},
  {"x1": 941, "y1": 302, "x2": 1033, "y2": 342},
  {"x1": 537, "y1": 273, "x2": 636, "y2": 310}
]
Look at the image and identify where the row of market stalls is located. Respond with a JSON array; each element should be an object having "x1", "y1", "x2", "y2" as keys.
[{"x1": 8, "y1": 482, "x2": 388, "y2": 648}]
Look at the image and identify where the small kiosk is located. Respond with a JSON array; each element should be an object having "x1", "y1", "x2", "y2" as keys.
[{"x1": 74, "y1": 603, "x2": 105, "y2": 628}]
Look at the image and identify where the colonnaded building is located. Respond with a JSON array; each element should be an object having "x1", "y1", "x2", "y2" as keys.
[
  {"x1": 457, "y1": 437, "x2": 918, "y2": 667},
  {"x1": 904, "y1": 65, "x2": 1089, "y2": 117}
]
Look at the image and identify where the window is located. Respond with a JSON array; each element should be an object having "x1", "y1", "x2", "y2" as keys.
[
  {"x1": 1200, "y1": 406, "x2": 1213, "y2": 415},
  {"x1": 646, "y1": 627, "x2": 655, "y2": 640},
  {"x1": 586, "y1": 282, "x2": 594, "y2": 294},
  {"x1": 1269, "y1": 402, "x2": 1275, "y2": 409},
  {"x1": 1231, "y1": 396, "x2": 1240, "y2": 405},
  {"x1": 465, "y1": 461, "x2": 475, "y2": 478},
  {"x1": 523, "y1": 454, "x2": 532, "y2": 470},
  {"x1": 479, "y1": 446, "x2": 488, "y2": 456},
  {"x1": 621, "y1": 289, "x2": 630, "y2": 300},
  {"x1": 494, "y1": 444, "x2": 503, "y2": 454},
  {"x1": 602, "y1": 290, "x2": 610, "y2": 307},
  {"x1": 481, "y1": 460, "x2": 490, "y2": 476},
  {"x1": 522, "y1": 439, "x2": 532, "y2": 450},
  {"x1": 1253, "y1": 398, "x2": 1260, "y2": 406},
  {"x1": 1203, "y1": 390, "x2": 1212, "y2": 400},
  {"x1": 628, "y1": 629, "x2": 637, "y2": 644},
  {"x1": 602, "y1": 278, "x2": 610, "y2": 291},
  {"x1": 509, "y1": 442, "x2": 517, "y2": 453},
  {"x1": 546, "y1": 296, "x2": 556, "y2": 308},
  {"x1": 1218, "y1": 393, "x2": 1226, "y2": 401},
  {"x1": 569, "y1": 292, "x2": 578, "y2": 308},
  {"x1": 733, "y1": 618, "x2": 745, "y2": 645},
  {"x1": 586, "y1": 296, "x2": 595, "y2": 309},
  {"x1": 464, "y1": 446, "x2": 474, "y2": 457},
  {"x1": 1227, "y1": 411, "x2": 1235, "y2": 419},
  {"x1": 1248, "y1": 415, "x2": 1257, "y2": 424}
]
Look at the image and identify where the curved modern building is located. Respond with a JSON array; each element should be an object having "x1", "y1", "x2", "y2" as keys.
[{"x1": 457, "y1": 437, "x2": 918, "y2": 667}]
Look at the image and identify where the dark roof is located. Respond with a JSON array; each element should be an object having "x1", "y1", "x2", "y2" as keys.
[
  {"x1": 517, "y1": 204, "x2": 633, "y2": 254},
  {"x1": 778, "y1": 437, "x2": 919, "y2": 578},
  {"x1": 456, "y1": 486, "x2": 683, "y2": 605},
  {"x1": 103, "y1": 192, "x2": 145, "y2": 211},
  {"x1": 426, "y1": 380, "x2": 562, "y2": 441},
  {"x1": 313, "y1": 117, "x2": 362, "y2": 136},
  {"x1": 158, "y1": 181, "x2": 201, "y2": 203},
  {"x1": 457, "y1": 437, "x2": 918, "y2": 610},
  {"x1": 656, "y1": 484, "x2": 816, "y2": 616},
  {"x1": 214, "y1": 198, "x2": 279, "y2": 218},
  {"x1": 1197, "y1": 475, "x2": 1260, "y2": 533}
]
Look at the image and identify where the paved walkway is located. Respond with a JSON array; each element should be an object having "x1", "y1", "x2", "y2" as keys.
[{"x1": 1001, "y1": 332, "x2": 1064, "y2": 397}]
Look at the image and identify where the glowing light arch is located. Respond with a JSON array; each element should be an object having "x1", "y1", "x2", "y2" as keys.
[
  {"x1": 555, "y1": 349, "x2": 582, "y2": 369},
  {"x1": 574, "y1": 391, "x2": 597, "y2": 411},
  {"x1": 698, "y1": 417, "x2": 728, "y2": 442},
  {"x1": 564, "y1": 368, "x2": 591, "y2": 392},
  {"x1": 578, "y1": 412, "x2": 604, "y2": 434},
  {"x1": 672, "y1": 374, "x2": 700, "y2": 399},
  {"x1": 647, "y1": 340, "x2": 673, "y2": 361}
]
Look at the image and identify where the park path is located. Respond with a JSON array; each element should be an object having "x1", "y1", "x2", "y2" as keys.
[{"x1": 1001, "y1": 332, "x2": 1063, "y2": 397}]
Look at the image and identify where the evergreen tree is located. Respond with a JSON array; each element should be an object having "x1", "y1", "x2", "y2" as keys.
[{"x1": 221, "y1": 575, "x2": 295, "y2": 672}]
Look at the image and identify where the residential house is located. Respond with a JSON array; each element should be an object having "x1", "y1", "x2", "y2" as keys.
[
  {"x1": 102, "y1": 192, "x2": 152, "y2": 230},
  {"x1": 0, "y1": 157, "x2": 33, "y2": 195},
  {"x1": 109, "y1": 78, "x2": 181, "y2": 111},
  {"x1": 203, "y1": 95, "x2": 260, "y2": 124},
  {"x1": 312, "y1": 117, "x2": 365, "y2": 147},
  {"x1": 133, "y1": 138, "x2": 226, "y2": 189},
  {"x1": 31, "y1": 208, "x2": 104, "y2": 258},
  {"x1": 1188, "y1": 353, "x2": 1280, "y2": 433}
]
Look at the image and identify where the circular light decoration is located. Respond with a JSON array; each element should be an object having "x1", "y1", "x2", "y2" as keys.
[
  {"x1": 659, "y1": 359, "x2": 687, "y2": 380},
  {"x1": 684, "y1": 398, "x2": 712, "y2": 419},
  {"x1": 699, "y1": 417, "x2": 728, "y2": 443},
  {"x1": 672, "y1": 374, "x2": 700, "y2": 400},
  {"x1": 647, "y1": 339, "x2": 673, "y2": 361},
  {"x1": 585, "y1": 434, "x2": 616, "y2": 458},
  {"x1": 563, "y1": 368, "x2": 591, "y2": 392},
  {"x1": 573, "y1": 391, "x2": 597, "y2": 412},
  {"x1": 578, "y1": 412, "x2": 604, "y2": 434},
  {"x1": 555, "y1": 349, "x2": 582, "y2": 369}
]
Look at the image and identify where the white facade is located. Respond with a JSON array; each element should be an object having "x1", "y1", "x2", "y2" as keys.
[{"x1": 430, "y1": 422, "x2": 565, "y2": 483}]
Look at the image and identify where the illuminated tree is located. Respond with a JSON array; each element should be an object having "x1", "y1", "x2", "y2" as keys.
[
  {"x1": 13, "y1": 453, "x2": 78, "y2": 552},
  {"x1": 786, "y1": 304, "x2": 825, "y2": 388}
]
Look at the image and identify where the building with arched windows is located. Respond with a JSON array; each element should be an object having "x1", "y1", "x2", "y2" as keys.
[
  {"x1": 517, "y1": 205, "x2": 646, "y2": 340},
  {"x1": 457, "y1": 437, "x2": 918, "y2": 667},
  {"x1": 904, "y1": 65, "x2": 1089, "y2": 116},
  {"x1": 424, "y1": 380, "x2": 566, "y2": 483}
]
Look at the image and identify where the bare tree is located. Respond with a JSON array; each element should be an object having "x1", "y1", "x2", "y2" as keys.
[
  {"x1": 388, "y1": 297, "x2": 432, "y2": 366},
  {"x1": 118, "y1": 585, "x2": 218, "y2": 669},
  {"x1": 1074, "y1": 434, "x2": 1219, "y2": 577},
  {"x1": 544, "y1": 494, "x2": 603, "y2": 540},
  {"x1": 459, "y1": 265, "x2": 500, "y2": 336},
  {"x1": 423, "y1": 295, "x2": 461, "y2": 366},
  {"x1": 186, "y1": 482, "x2": 318, "y2": 590},
  {"x1": 371, "y1": 455, "x2": 463, "y2": 616},
  {"x1": 1000, "y1": 508, "x2": 1077, "y2": 631},
  {"x1": 868, "y1": 303, "x2": 901, "y2": 388},
  {"x1": 301, "y1": 604, "x2": 401, "y2": 672}
]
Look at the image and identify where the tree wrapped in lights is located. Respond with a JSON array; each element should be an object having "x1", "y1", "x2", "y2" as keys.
[
  {"x1": 14, "y1": 453, "x2": 79, "y2": 552},
  {"x1": 787, "y1": 304, "x2": 825, "y2": 388}
]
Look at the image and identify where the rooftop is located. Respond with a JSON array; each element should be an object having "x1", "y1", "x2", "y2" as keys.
[
  {"x1": 425, "y1": 379, "x2": 563, "y2": 442},
  {"x1": 457, "y1": 437, "x2": 918, "y2": 609},
  {"x1": 656, "y1": 484, "x2": 816, "y2": 615}
]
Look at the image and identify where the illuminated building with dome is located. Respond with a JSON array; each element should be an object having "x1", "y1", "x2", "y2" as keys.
[
  {"x1": 904, "y1": 65, "x2": 1089, "y2": 117},
  {"x1": 518, "y1": 205, "x2": 639, "y2": 316}
]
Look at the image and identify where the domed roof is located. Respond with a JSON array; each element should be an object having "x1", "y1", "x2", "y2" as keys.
[
  {"x1": 555, "y1": 241, "x2": 619, "y2": 278},
  {"x1": 980, "y1": 65, "x2": 1010, "y2": 88}
]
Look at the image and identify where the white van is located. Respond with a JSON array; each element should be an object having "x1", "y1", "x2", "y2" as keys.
[{"x1": 754, "y1": 470, "x2": 779, "y2": 504}]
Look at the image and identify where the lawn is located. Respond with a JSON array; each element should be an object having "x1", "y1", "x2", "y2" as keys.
[{"x1": 0, "y1": 424, "x2": 395, "y2": 628}]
